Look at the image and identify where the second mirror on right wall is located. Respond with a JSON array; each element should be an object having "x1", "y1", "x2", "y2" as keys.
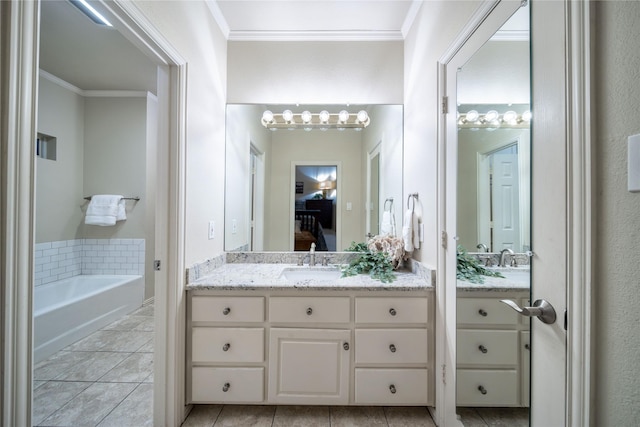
[{"x1": 454, "y1": 2, "x2": 531, "y2": 423}]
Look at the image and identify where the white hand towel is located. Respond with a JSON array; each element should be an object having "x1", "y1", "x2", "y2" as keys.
[
  {"x1": 402, "y1": 209, "x2": 414, "y2": 252},
  {"x1": 412, "y1": 211, "x2": 420, "y2": 250},
  {"x1": 116, "y1": 198, "x2": 127, "y2": 221},
  {"x1": 380, "y1": 211, "x2": 393, "y2": 235},
  {"x1": 85, "y1": 195, "x2": 124, "y2": 226}
]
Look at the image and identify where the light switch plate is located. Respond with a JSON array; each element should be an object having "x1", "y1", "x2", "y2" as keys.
[
  {"x1": 629, "y1": 134, "x2": 640, "y2": 192},
  {"x1": 208, "y1": 221, "x2": 215, "y2": 239}
]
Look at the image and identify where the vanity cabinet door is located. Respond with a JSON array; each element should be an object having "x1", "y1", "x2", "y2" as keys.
[
  {"x1": 268, "y1": 328, "x2": 350, "y2": 404},
  {"x1": 355, "y1": 329, "x2": 429, "y2": 365},
  {"x1": 355, "y1": 297, "x2": 430, "y2": 324},
  {"x1": 355, "y1": 368, "x2": 429, "y2": 404},
  {"x1": 191, "y1": 367, "x2": 264, "y2": 403},
  {"x1": 269, "y1": 297, "x2": 350, "y2": 324},
  {"x1": 191, "y1": 296, "x2": 264, "y2": 322}
]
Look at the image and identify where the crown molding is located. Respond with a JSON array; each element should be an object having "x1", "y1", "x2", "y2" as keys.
[
  {"x1": 39, "y1": 70, "x2": 147, "y2": 98},
  {"x1": 228, "y1": 30, "x2": 404, "y2": 42},
  {"x1": 205, "y1": 0, "x2": 230, "y2": 39},
  {"x1": 401, "y1": 0, "x2": 423, "y2": 38},
  {"x1": 491, "y1": 29, "x2": 529, "y2": 41}
]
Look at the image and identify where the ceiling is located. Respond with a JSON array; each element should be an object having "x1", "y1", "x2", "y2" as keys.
[{"x1": 39, "y1": 1, "x2": 525, "y2": 93}]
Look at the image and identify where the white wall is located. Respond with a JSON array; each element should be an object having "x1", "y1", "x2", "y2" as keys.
[
  {"x1": 82, "y1": 96, "x2": 147, "y2": 238},
  {"x1": 267, "y1": 130, "x2": 363, "y2": 250},
  {"x1": 224, "y1": 104, "x2": 271, "y2": 251},
  {"x1": 134, "y1": 1, "x2": 228, "y2": 266},
  {"x1": 362, "y1": 104, "x2": 403, "y2": 237},
  {"x1": 227, "y1": 41, "x2": 403, "y2": 104},
  {"x1": 36, "y1": 76, "x2": 85, "y2": 243},
  {"x1": 457, "y1": 40, "x2": 530, "y2": 104},
  {"x1": 593, "y1": 1, "x2": 640, "y2": 424},
  {"x1": 403, "y1": 0, "x2": 482, "y2": 265}
]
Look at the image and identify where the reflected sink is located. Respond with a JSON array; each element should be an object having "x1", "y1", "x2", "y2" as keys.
[{"x1": 280, "y1": 266, "x2": 342, "y2": 281}]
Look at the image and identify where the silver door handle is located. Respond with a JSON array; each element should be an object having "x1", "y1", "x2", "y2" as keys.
[{"x1": 500, "y1": 299, "x2": 557, "y2": 324}]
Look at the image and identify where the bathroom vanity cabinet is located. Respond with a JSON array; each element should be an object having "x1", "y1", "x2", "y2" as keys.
[
  {"x1": 187, "y1": 290, "x2": 434, "y2": 406},
  {"x1": 456, "y1": 291, "x2": 530, "y2": 407}
]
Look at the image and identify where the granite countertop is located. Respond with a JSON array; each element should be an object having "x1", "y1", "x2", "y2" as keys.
[
  {"x1": 457, "y1": 267, "x2": 530, "y2": 292},
  {"x1": 186, "y1": 263, "x2": 432, "y2": 291}
]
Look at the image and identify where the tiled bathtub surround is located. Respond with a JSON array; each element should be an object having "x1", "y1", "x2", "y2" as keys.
[{"x1": 35, "y1": 239, "x2": 145, "y2": 286}]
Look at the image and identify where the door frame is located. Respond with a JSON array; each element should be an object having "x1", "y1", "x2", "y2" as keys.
[
  {"x1": 0, "y1": 1, "x2": 188, "y2": 425},
  {"x1": 434, "y1": 0, "x2": 593, "y2": 426}
]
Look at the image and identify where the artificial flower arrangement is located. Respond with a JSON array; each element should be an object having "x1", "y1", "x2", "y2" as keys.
[{"x1": 342, "y1": 235, "x2": 408, "y2": 283}]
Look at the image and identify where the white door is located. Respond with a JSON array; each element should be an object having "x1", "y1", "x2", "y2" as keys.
[{"x1": 492, "y1": 152, "x2": 520, "y2": 251}]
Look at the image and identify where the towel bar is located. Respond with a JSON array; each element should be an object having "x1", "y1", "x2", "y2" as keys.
[{"x1": 83, "y1": 196, "x2": 140, "y2": 201}]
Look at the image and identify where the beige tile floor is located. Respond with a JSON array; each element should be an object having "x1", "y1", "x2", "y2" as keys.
[
  {"x1": 32, "y1": 302, "x2": 154, "y2": 427},
  {"x1": 457, "y1": 407, "x2": 529, "y2": 426},
  {"x1": 181, "y1": 405, "x2": 437, "y2": 427}
]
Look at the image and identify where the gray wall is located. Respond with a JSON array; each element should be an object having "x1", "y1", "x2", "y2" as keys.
[{"x1": 593, "y1": 1, "x2": 640, "y2": 423}]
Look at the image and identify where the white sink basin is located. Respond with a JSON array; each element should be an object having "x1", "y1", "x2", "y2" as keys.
[{"x1": 280, "y1": 266, "x2": 342, "y2": 281}]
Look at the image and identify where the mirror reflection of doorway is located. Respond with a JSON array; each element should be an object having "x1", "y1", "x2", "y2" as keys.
[
  {"x1": 478, "y1": 144, "x2": 520, "y2": 252},
  {"x1": 367, "y1": 148, "x2": 381, "y2": 238},
  {"x1": 293, "y1": 165, "x2": 337, "y2": 251}
]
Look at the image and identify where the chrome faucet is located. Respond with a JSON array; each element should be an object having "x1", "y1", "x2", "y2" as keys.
[
  {"x1": 309, "y1": 242, "x2": 316, "y2": 267},
  {"x1": 499, "y1": 248, "x2": 514, "y2": 267},
  {"x1": 476, "y1": 243, "x2": 489, "y2": 252}
]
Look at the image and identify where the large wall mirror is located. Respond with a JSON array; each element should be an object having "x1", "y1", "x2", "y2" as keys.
[{"x1": 225, "y1": 104, "x2": 403, "y2": 252}]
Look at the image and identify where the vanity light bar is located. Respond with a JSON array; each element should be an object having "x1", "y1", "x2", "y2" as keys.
[
  {"x1": 261, "y1": 110, "x2": 370, "y2": 131},
  {"x1": 457, "y1": 109, "x2": 532, "y2": 129}
]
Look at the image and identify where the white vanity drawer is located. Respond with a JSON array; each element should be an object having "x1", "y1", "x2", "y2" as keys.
[
  {"x1": 191, "y1": 296, "x2": 264, "y2": 322},
  {"x1": 457, "y1": 329, "x2": 518, "y2": 366},
  {"x1": 191, "y1": 367, "x2": 264, "y2": 403},
  {"x1": 269, "y1": 297, "x2": 350, "y2": 323},
  {"x1": 457, "y1": 369, "x2": 519, "y2": 406},
  {"x1": 355, "y1": 297, "x2": 429, "y2": 324},
  {"x1": 355, "y1": 368, "x2": 429, "y2": 404},
  {"x1": 355, "y1": 329, "x2": 429, "y2": 365},
  {"x1": 457, "y1": 298, "x2": 518, "y2": 326},
  {"x1": 192, "y1": 327, "x2": 264, "y2": 363}
]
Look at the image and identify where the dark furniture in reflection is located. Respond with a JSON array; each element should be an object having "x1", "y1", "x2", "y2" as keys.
[
  {"x1": 294, "y1": 210, "x2": 328, "y2": 251},
  {"x1": 305, "y1": 199, "x2": 333, "y2": 229}
]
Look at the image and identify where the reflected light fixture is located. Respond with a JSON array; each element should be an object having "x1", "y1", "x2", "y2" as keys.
[
  {"x1": 69, "y1": 0, "x2": 113, "y2": 26},
  {"x1": 458, "y1": 109, "x2": 532, "y2": 129},
  {"x1": 261, "y1": 109, "x2": 371, "y2": 131}
]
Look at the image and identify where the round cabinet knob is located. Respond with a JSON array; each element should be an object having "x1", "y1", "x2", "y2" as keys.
[
  {"x1": 223, "y1": 343, "x2": 231, "y2": 352},
  {"x1": 343, "y1": 342, "x2": 350, "y2": 351},
  {"x1": 389, "y1": 344, "x2": 397, "y2": 353},
  {"x1": 222, "y1": 307, "x2": 231, "y2": 315},
  {"x1": 389, "y1": 384, "x2": 397, "y2": 394},
  {"x1": 222, "y1": 382, "x2": 230, "y2": 392},
  {"x1": 478, "y1": 345, "x2": 488, "y2": 354},
  {"x1": 478, "y1": 385, "x2": 488, "y2": 395},
  {"x1": 389, "y1": 308, "x2": 397, "y2": 316},
  {"x1": 306, "y1": 307, "x2": 313, "y2": 315},
  {"x1": 478, "y1": 309, "x2": 488, "y2": 317}
]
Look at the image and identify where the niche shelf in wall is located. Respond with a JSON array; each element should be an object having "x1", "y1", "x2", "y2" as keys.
[{"x1": 36, "y1": 132, "x2": 57, "y2": 161}]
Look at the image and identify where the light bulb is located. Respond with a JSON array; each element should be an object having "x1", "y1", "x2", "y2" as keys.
[
  {"x1": 503, "y1": 110, "x2": 518, "y2": 123},
  {"x1": 338, "y1": 110, "x2": 350, "y2": 123},
  {"x1": 465, "y1": 110, "x2": 479, "y2": 122},
  {"x1": 282, "y1": 109, "x2": 294, "y2": 123},
  {"x1": 522, "y1": 110, "x2": 532, "y2": 122},
  {"x1": 301, "y1": 111, "x2": 312, "y2": 124},
  {"x1": 484, "y1": 110, "x2": 499, "y2": 122},
  {"x1": 319, "y1": 110, "x2": 330, "y2": 124},
  {"x1": 356, "y1": 110, "x2": 368, "y2": 123},
  {"x1": 262, "y1": 110, "x2": 274, "y2": 124}
]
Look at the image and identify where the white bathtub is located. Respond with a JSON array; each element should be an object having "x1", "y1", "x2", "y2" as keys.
[{"x1": 34, "y1": 275, "x2": 144, "y2": 363}]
